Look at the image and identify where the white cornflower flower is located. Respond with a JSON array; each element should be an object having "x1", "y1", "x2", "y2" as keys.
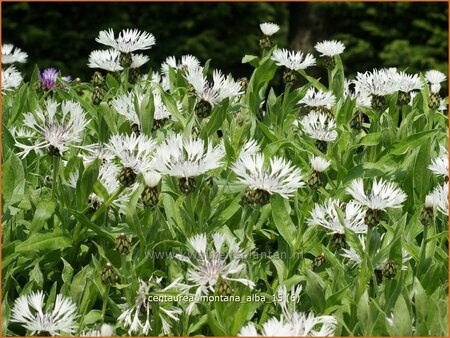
[
  {"x1": 314, "y1": 40, "x2": 345, "y2": 57},
  {"x1": 96, "y1": 28, "x2": 155, "y2": 53},
  {"x1": 153, "y1": 133, "x2": 225, "y2": 178},
  {"x1": 111, "y1": 92, "x2": 142, "y2": 127},
  {"x1": 175, "y1": 232, "x2": 255, "y2": 314},
  {"x1": 153, "y1": 90, "x2": 174, "y2": 121},
  {"x1": 428, "y1": 146, "x2": 448, "y2": 177},
  {"x1": 344, "y1": 79, "x2": 372, "y2": 108},
  {"x1": 391, "y1": 71, "x2": 423, "y2": 93},
  {"x1": 79, "y1": 144, "x2": 115, "y2": 166},
  {"x1": 425, "y1": 70, "x2": 446, "y2": 93},
  {"x1": 118, "y1": 277, "x2": 182, "y2": 335},
  {"x1": 14, "y1": 99, "x2": 90, "y2": 158},
  {"x1": 81, "y1": 324, "x2": 114, "y2": 336},
  {"x1": 308, "y1": 199, "x2": 367, "y2": 234},
  {"x1": 184, "y1": 67, "x2": 241, "y2": 110},
  {"x1": 259, "y1": 22, "x2": 280, "y2": 36},
  {"x1": 239, "y1": 318, "x2": 294, "y2": 336},
  {"x1": 2, "y1": 43, "x2": 28, "y2": 64},
  {"x1": 429, "y1": 184, "x2": 448, "y2": 216},
  {"x1": 232, "y1": 143, "x2": 304, "y2": 200},
  {"x1": 107, "y1": 133, "x2": 157, "y2": 176},
  {"x1": 142, "y1": 170, "x2": 162, "y2": 188},
  {"x1": 130, "y1": 53, "x2": 149, "y2": 69},
  {"x1": 299, "y1": 87, "x2": 336, "y2": 111},
  {"x1": 88, "y1": 49, "x2": 123, "y2": 72},
  {"x1": 346, "y1": 178, "x2": 407, "y2": 211},
  {"x1": 10, "y1": 291, "x2": 78, "y2": 336},
  {"x1": 161, "y1": 54, "x2": 200, "y2": 74},
  {"x1": 275, "y1": 284, "x2": 302, "y2": 315},
  {"x1": 300, "y1": 112, "x2": 338, "y2": 142},
  {"x1": 355, "y1": 68, "x2": 397, "y2": 97},
  {"x1": 150, "y1": 71, "x2": 170, "y2": 91},
  {"x1": 2, "y1": 66, "x2": 23, "y2": 92},
  {"x1": 310, "y1": 156, "x2": 331, "y2": 172},
  {"x1": 239, "y1": 312, "x2": 337, "y2": 337},
  {"x1": 271, "y1": 48, "x2": 316, "y2": 71}
]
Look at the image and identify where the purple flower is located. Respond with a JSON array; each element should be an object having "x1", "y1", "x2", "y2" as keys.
[{"x1": 38, "y1": 68, "x2": 58, "y2": 90}]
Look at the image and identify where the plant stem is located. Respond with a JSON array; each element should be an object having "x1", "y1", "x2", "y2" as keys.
[
  {"x1": 101, "y1": 285, "x2": 110, "y2": 321},
  {"x1": 51, "y1": 156, "x2": 60, "y2": 199},
  {"x1": 91, "y1": 186, "x2": 125, "y2": 221}
]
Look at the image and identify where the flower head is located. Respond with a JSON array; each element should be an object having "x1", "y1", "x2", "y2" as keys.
[
  {"x1": 81, "y1": 324, "x2": 114, "y2": 337},
  {"x1": 429, "y1": 184, "x2": 448, "y2": 216},
  {"x1": 355, "y1": 68, "x2": 397, "y2": 96},
  {"x1": 425, "y1": 70, "x2": 446, "y2": 85},
  {"x1": 184, "y1": 67, "x2": 241, "y2": 106},
  {"x1": 88, "y1": 49, "x2": 123, "y2": 72},
  {"x1": 161, "y1": 54, "x2": 200, "y2": 75},
  {"x1": 308, "y1": 199, "x2": 367, "y2": 234},
  {"x1": 259, "y1": 22, "x2": 280, "y2": 36},
  {"x1": 15, "y1": 99, "x2": 90, "y2": 158},
  {"x1": 344, "y1": 79, "x2": 372, "y2": 108},
  {"x1": 428, "y1": 146, "x2": 448, "y2": 177},
  {"x1": 299, "y1": 87, "x2": 336, "y2": 110},
  {"x1": 176, "y1": 232, "x2": 255, "y2": 314},
  {"x1": 346, "y1": 178, "x2": 407, "y2": 210},
  {"x1": 10, "y1": 291, "x2": 77, "y2": 336},
  {"x1": 38, "y1": 68, "x2": 59, "y2": 91},
  {"x1": 96, "y1": 28, "x2": 155, "y2": 53},
  {"x1": 111, "y1": 92, "x2": 142, "y2": 126},
  {"x1": 390, "y1": 71, "x2": 423, "y2": 93},
  {"x1": 2, "y1": 43, "x2": 28, "y2": 64},
  {"x1": 118, "y1": 277, "x2": 182, "y2": 335},
  {"x1": 300, "y1": 112, "x2": 338, "y2": 142},
  {"x1": 107, "y1": 134, "x2": 157, "y2": 175},
  {"x1": 153, "y1": 133, "x2": 225, "y2": 178},
  {"x1": 271, "y1": 48, "x2": 316, "y2": 71},
  {"x1": 2, "y1": 66, "x2": 23, "y2": 93},
  {"x1": 232, "y1": 141, "x2": 304, "y2": 199},
  {"x1": 314, "y1": 40, "x2": 345, "y2": 57},
  {"x1": 310, "y1": 156, "x2": 331, "y2": 172}
]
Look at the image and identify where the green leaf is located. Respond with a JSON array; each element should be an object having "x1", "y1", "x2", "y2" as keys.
[
  {"x1": 29, "y1": 262, "x2": 44, "y2": 288},
  {"x1": 271, "y1": 194, "x2": 297, "y2": 250},
  {"x1": 15, "y1": 229, "x2": 72, "y2": 252},
  {"x1": 29, "y1": 199, "x2": 56, "y2": 234}
]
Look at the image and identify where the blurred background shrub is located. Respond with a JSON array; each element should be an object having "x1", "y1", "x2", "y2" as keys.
[{"x1": 2, "y1": 2, "x2": 448, "y2": 85}]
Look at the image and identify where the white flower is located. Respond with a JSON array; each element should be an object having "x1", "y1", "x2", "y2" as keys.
[
  {"x1": 300, "y1": 112, "x2": 338, "y2": 142},
  {"x1": 79, "y1": 144, "x2": 115, "y2": 166},
  {"x1": 142, "y1": 171, "x2": 162, "y2": 187},
  {"x1": 118, "y1": 277, "x2": 182, "y2": 335},
  {"x1": 314, "y1": 40, "x2": 345, "y2": 57},
  {"x1": 175, "y1": 233, "x2": 255, "y2": 314},
  {"x1": 340, "y1": 235, "x2": 366, "y2": 267},
  {"x1": 88, "y1": 49, "x2": 123, "y2": 72},
  {"x1": 81, "y1": 324, "x2": 114, "y2": 336},
  {"x1": 310, "y1": 156, "x2": 331, "y2": 172},
  {"x1": 346, "y1": 178, "x2": 407, "y2": 210},
  {"x1": 2, "y1": 43, "x2": 28, "y2": 64},
  {"x1": 299, "y1": 87, "x2": 336, "y2": 109},
  {"x1": 425, "y1": 70, "x2": 446, "y2": 85},
  {"x1": 107, "y1": 134, "x2": 157, "y2": 174},
  {"x1": 260, "y1": 22, "x2": 280, "y2": 36},
  {"x1": 239, "y1": 312, "x2": 337, "y2": 337},
  {"x1": 429, "y1": 184, "x2": 448, "y2": 216},
  {"x1": 111, "y1": 92, "x2": 142, "y2": 126},
  {"x1": 184, "y1": 67, "x2": 241, "y2": 106},
  {"x1": 130, "y1": 53, "x2": 149, "y2": 69},
  {"x1": 2, "y1": 66, "x2": 23, "y2": 92},
  {"x1": 232, "y1": 143, "x2": 304, "y2": 199},
  {"x1": 308, "y1": 199, "x2": 367, "y2": 234},
  {"x1": 153, "y1": 90, "x2": 174, "y2": 120},
  {"x1": 10, "y1": 291, "x2": 78, "y2": 336},
  {"x1": 161, "y1": 54, "x2": 200, "y2": 74},
  {"x1": 355, "y1": 68, "x2": 397, "y2": 96},
  {"x1": 344, "y1": 79, "x2": 372, "y2": 107},
  {"x1": 96, "y1": 28, "x2": 155, "y2": 53},
  {"x1": 15, "y1": 99, "x2": 90, "y2": 158},
  {"x1": 428, "y1": 146, "x2": 448, "y2": 177},
  {"x1": 271, "y1": 49, "x2": 316, "y2": 71},
  {"x1": 239, "y1": 318, "x2": 294, "y2": 336},
  {"x1": 153, "y1": 134, "x2": 225, "y2": 178},
  {"x1": 390, "y1": 71, "x2": 423, "y2": 93}
]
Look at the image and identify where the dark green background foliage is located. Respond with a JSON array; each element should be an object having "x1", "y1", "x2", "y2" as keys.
[{"x1": 2, "y1": 2, "x2": 448, "y2": 81}]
